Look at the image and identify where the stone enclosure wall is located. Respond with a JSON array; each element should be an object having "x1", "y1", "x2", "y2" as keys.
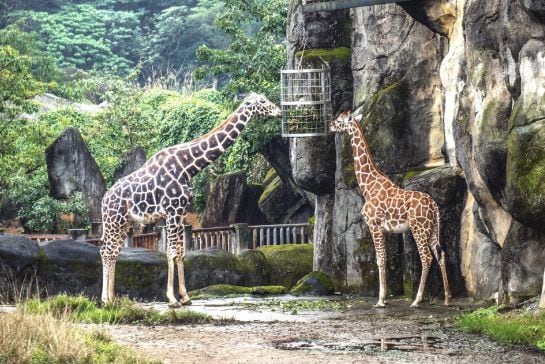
[{"x1": 289, "y1": 0, "x2": 545, "y2": 303}]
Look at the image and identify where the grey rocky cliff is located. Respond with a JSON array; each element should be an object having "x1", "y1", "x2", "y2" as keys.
[
  {"x1": 286, "y1": 1, "x2": 352, "y2": 274},
  {"x1": 287, "y1": 0, "x2": 545, "y2": 302}
]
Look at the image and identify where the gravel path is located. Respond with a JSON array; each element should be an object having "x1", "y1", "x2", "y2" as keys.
[{"x1": 98, "y1": 296, "x2": 545, "y2": 364}]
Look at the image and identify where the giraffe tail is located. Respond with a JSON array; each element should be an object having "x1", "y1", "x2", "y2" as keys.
[{"x1": 429, "y1": 202, "x2": 443, "y2": 261}]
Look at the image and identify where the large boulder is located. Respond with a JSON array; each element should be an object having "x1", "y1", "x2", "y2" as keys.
[
  {"x1": 45, "y1": 127, "x2": 105, "y2": 224},
  {"x1": 290, "y1": 271, "x2": 334, "y2": 296},
  {"x1": 38, "y1": 240, "x2": 102, "y2": 298},
  {"x1": 0, "y1": 235, "x2": 40, "y2": 271},
  {"x1": 258, "y1": 244, "x2": 313, "y2": 289},
  {"x1": 184, "y1": 248, "x2": 247, "y2": 290},
  {"x1": 201, "y1": 171, "x2": 266, "y2": 227},
  {"x1": 459, "y1": 195, "x2": 502, "y2": 301},
  {"x1": 402, "y1": 166, "x2": 467, "y2": 298},
  {"x1": 0, "y1": 236, "x2": 41, "y2": 301},
  {"x1": 501, "y1": 221, "x2": 545, "y2": 303},
  {"x1": 258, "y1": 169, "x2": 312, "y2": 224},
  {"x1": 505, "y1": 40, "x2": 545, "y2": 231},
  {"x1": 112, "y1": 146, "x2": 147, "y2": 182},
  {"x1": 115, "y1": 247, "x2": 168, "y2": 300}
]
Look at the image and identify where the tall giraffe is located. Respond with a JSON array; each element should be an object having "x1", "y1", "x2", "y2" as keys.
[
  {"x1": 329, "y1": 110, "x2": 451, "y2": 308},
  {"x1": 100, "y1": 93, "x2": 281, "y2": 307}
]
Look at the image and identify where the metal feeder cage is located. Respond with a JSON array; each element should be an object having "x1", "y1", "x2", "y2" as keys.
[{"x1": 280, "y1": 67, "x2": 332, "y2": 137}]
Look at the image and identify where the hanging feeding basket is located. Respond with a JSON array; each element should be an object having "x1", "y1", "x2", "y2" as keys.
[{"x1": 280, "y1": 66, "x2": 332, "y2": 137}]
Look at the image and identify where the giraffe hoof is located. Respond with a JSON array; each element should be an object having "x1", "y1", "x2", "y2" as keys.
[
  {"x1": 168, "y1": 301, "x2": 182, "y2": 309},
  {"x1": 373, "y1": 302, "x2": 386, "y2": 308},
  {"x1": 410, "y1": 302, "x2": 420, "y2": 308},
  {"x1": 181, "y1": 299, "x2": 192, "y2": 306}
]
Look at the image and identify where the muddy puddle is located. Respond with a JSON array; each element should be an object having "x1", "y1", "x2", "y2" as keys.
[
  {"x1": 101, "y1": 296, "x2": 545, "y2": 364},
  {"x1": 276, "y1": 335, "x2": 443, "y2": 353}
]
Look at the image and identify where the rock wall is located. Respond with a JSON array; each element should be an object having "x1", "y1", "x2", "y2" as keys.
[
  {"x1": 201, "y1": 171, "x2": 267, "y2": 227},
  {"x1": 0, "y1": 236, "x2": 314, "y2": 301},
  {"x1": 288, "y1": 0, "x2": 545, "y2": 302}
]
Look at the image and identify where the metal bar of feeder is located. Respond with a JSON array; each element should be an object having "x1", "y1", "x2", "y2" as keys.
[
  {"x1": 281, "y1": 100, "x2": 328, "y2": 106},
  {"x1": 281, "y1": 68, "x2": 328, "y2": 74},
  {"x1": 303, "y1": 0, "x2": 413, "y2": 13},
  {"x1": 281, "y1": 132, "x2": 329, "y2": 137}
]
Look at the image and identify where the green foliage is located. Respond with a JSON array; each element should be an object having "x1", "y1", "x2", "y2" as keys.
[
  {"x1": 13, "y1": 4, "x2": 142, "y2": 74},
  {"x1": 195, "y1": 0, "x2": 287, "y2": 100},
  {"x1": 456, "y1": 306, "x2": 545, "y2": 350},
  {"x1": 23, "y1": 294, "x2": 213, "y2": 325},
  {"x1": 155, "y1": 94, "x2": 229, "y2": 146},
  {"x1": 8, "y1": 170, "x2": 88, "y2": 232},
  {"x1": 3, "y1": 109, "x2": 93, "y2": 232},
  {"x1": 143, "y1": 0, "x2": 228, "y2": 73}
]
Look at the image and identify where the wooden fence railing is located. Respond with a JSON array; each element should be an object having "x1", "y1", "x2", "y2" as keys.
[
  {"x1": 248, "y1": 223, "x2": 309, "y2": 249},
  {"x1": 26, "y1": 234, "x2": 69, "y2": 243},
  {"x1": 21, "y1": 222, "x2": 311, "y2": 256},
  {"x1": 191, "y1": 226, "x2": 235, "y2": 252}
]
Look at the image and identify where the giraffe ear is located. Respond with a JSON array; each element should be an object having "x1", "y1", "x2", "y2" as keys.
[{"x1": 354, "y1": 114, "x2": 363, "y2": 122}]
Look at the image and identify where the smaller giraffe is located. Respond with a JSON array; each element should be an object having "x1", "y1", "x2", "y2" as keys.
[{"x1": 329, "y1": 110, "x2": 451, "y2": 308}]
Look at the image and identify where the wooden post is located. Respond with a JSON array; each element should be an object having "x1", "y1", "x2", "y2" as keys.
[
  {"x1": 232, "y1": 223, "x2": 249, "y2": 255},
  {"x1": 69, "y1": 228, "x2": 88, "y2": 242},
  {"x1": 184, "y1": 225, "x2": 193, "y2": 252}
]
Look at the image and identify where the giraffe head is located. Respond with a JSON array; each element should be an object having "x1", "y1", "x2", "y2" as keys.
[
  {"x1": 329, "y1": 110, "x2": 362, "y2": 133},
  {"x1": 243, "y1": 93, "x2": 282, "y2": 117}
]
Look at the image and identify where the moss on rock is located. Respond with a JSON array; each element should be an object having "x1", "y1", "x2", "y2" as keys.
[
  {"x1": 258, "y1": 174, "x2": 283, "y2": 205},
  {"x1": 290, "y1": 271, "x2": 334, "y2": 296},
  {"x1": 184, "y1": 248, "x2": 248, "y2": 290},
  {"x1": 295, "y1": 47, "x2": 351, "y2": 63},
  {"x1": 506, "y1": 97, "x2": 545, "y2": 230},
  {"x1": 238, "y1": 249, "x2": 270, "y2": 286},
  {"x1": 189, "y1": 284, "x2": 287, "y2": 299},
  {"x1": 258, "y1": 244, "x2": 313, "y2": 289}
]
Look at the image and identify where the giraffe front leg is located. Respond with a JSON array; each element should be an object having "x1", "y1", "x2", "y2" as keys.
[
  {"x1": 165, "y1": 213, "x2": 187, "y2": 308},
  {"x1": 100, "y1": 246, "x2": 119, "y2": 304},
  {"x1": 369, "y1": 225, "x2": 387, "y2": 308},
  {"x1": 176, "y1": 255, "x2": 191, "y2": 305},
  {"x1": 166, "y1": 252, "x2": 181, "y2": 308}
]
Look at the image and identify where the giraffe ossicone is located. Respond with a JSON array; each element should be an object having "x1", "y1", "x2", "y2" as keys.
[
  {"x1": 329, "y1": 110, "x2": 451, "y2": 308},
  {"x1": 100, "y1": 93, "x2": 281, "y2": 306}
]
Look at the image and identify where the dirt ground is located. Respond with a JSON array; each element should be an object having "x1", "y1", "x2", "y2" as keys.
[{"x1": 99, "y1": 296, "x2": 545, "y2": 364}]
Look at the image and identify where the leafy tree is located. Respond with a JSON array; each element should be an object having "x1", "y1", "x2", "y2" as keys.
[
  {"x1": 143, "y1": 1, "x2": 228, "y2": 74},
  {"x1": 13, "y1": 4, "x2": 142, "y2": 74},
  {"x1": 195, "y1": 0, "x2": 288, "y2": 100}
]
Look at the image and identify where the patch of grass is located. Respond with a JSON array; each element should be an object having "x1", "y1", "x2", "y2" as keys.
[
  {"x1": 0, "y1": 310, "x2": 153, "y2": 363},
  {"x1": 22, "y1": 294, "x2": 212, "y2": 325},
  {"x1": 456, "y1": 306, "x2": 545, "y2": 350},
  {"x1": 189, "y1": 284, "x2": 287, "y2": 299}
]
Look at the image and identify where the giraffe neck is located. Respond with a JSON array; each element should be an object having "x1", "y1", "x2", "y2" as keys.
[
  {"x1": 347, "y1": 122, "x2": 382, "y2": 196},
  {"x1": 175, "y1": 103, "x2": 254, "y2": 179}
]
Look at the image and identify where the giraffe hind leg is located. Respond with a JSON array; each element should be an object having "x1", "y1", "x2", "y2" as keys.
[
  {"x1": 410, "y1": 229, "x2": 433, "y2": 308},
  {"x1": 430, "y1": 240, "x2": 451, "y2": 306}
]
